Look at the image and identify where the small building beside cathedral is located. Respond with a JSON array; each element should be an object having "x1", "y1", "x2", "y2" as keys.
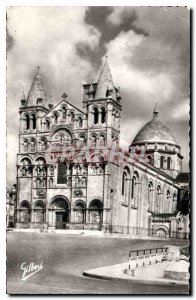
[{"x1": 15, "y1": 59, "x2": 188, "y2": 238}]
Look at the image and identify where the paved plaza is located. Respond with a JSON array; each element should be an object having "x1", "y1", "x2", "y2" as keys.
[{"x1": 7, "y1": 232, "x2": 189, "y2": 294}]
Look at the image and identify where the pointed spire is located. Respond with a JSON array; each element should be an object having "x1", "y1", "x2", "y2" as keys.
[
  {"x1": 49, "y1": 95, "x2": 54, "y2": 110},
  {"x1": 21, "y1": 90, "x2": 26, "y2": 107},
  {"x1": 21, "y1": 90, "x2": 26, "y2": 100},
  {"x1": 94, "y1": 57, "x2": 117, "y2": 100},
  {"x1": 26, "y1": 66, "x2": 47, "y2": 107},
  {"x1": 153, "y1": 103, "x2": 159, "y2": 119},
  {"x1": 89, "y1": 82, "x2": 94, "y2": 93},
  {"x1": 117, "y1": 87, "x2": 121, "y2": 101}
]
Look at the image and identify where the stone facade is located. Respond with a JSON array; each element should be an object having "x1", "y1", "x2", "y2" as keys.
[{"x1": 15, "y1": 59, "x2": 188, "y2": 237}]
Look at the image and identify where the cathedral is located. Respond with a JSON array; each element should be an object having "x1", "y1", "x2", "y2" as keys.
[{"x1": 15, "y1": 59, "x2": 188, "y2": 238}]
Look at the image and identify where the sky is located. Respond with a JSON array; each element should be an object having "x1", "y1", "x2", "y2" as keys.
[{"x1": 6, "y1": 6, "x2": 190, "y2": 186}]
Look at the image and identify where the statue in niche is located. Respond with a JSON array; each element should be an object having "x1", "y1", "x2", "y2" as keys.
[
  {"x1": 90, "y1": 164, "x2": 97, "y2": 174},
  {"x1": 98, "y1": 164, "x2": 103, "y2": 173},
  {"x1": 82, "y1": 165, "x2": 87, "y2": 175},
  {"x1": 67, "y1": 166, "x2": 71, "y2": 176},
  {"x1": 73, "y1": 190, "x2": 83, "y2": 197},
  {"x1": 81, "y1": 177, "x2": 86, "y2": 187},
  {"x1": 23, "y1": 140, "x2": 28, "y2": 151},
  {"x1": 49, "y1": 178, "x2": 53, "y2": 187},
  {"x1": 75, "y1": 177, "x2": 80, "y2": 187},
  {"x1": 67, "y1": 177, "x2": 72, "y2": 187},
  {"x1": 39, "y1": 167, "x2": 43, "y2": 176},
  {"x1": 75, "y1": 165, "x2": 81, "y2": 175},
  {"x1": 49, "y1": 166, "x2": 54, "y2": 176},
  {"x1": 21, "y1": 167, "x2": 26, "y2": 176},
  {"x1": 42, "y1": 167, "x2": 46, "y2": 176},
  {"x1": 40, "y1": 139, "x2": 46, "y2": 151},
  {"x1": 31, "y1": 140, "x2": 35, "y2": 151}
]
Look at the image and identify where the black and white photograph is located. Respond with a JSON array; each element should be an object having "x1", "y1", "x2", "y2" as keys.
[{"x1": 5, "y1": 4, "x2": 190, "y2": 295}]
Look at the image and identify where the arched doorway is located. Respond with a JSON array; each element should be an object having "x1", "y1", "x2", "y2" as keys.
[
  {"x1": 34, "y1": 201, "x2": 45, "y2": 222},
  {"x1": 155, "y1": 226, "x2": 168, "y2": 238},
  {"x1": 89, "y1": 200, "x2": 103, "y2": 224},
  {"x1": 20, "y1": 201, "x2": 31, "y2": 223},
  {"x1": 74, "y1": 201, "x2": 86, "y2": 223},
  {"x1": 51, "y1": 197, "x2": 70, "y2": 229}
]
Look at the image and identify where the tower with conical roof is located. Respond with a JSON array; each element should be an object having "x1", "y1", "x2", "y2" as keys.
[
  {"x1": 19, "y1": 67, "x2": 49, "y2": 135},
  {"x1": 82, "y1": 57, "x2": 122, "y2": 148}
]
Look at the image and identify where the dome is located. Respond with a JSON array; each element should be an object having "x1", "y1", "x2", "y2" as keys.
[{"x1": 132, "y1": 106, "x2": 177, "y2": 145}]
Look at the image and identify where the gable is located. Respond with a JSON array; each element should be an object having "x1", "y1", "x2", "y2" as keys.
[{"x1": 42, "y1": 99, "x2": 86, "y2": 119}]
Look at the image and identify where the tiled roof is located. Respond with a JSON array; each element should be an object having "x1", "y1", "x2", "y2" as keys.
[
  {"x1": 132, "y1": 108, "x2": 177, "y2": 145},
  {"x1": 94, "y1": 59, "x2": 117, "y2": 101},
  {"x1": 26, "y1": 67, "x2": 47, "y2": 107}
]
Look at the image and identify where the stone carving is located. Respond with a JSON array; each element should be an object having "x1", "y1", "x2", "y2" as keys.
[{"x1": 73, "y1": 190, "x2": 83, "y2": 197}]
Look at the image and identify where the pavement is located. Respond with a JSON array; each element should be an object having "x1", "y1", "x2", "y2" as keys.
[
  {"x1": 7, "y1": 232, "x2": 190, "y2": 294},
  {"x1": 83, "y1": 261, "x2": 189, "y2": 285}
]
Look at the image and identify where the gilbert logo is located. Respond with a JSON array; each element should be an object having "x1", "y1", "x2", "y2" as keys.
[{"x1": 21, "y1": 262, "x2": 43, "y2": 281}]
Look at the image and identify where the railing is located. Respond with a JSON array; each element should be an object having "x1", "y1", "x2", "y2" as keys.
[
  {"x1": 109, "y1": 225, "x2": 189, "y2": 239},
  {"x1": 128, "y1": 247, "x2": 168, "y2": 270}
]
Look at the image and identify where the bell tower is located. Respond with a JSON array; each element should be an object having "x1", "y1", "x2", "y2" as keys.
[
  {"x1": 82, "y1": 58, "x2": 122, "y2": 149},
  {"x1": 19, "y1": 67, "x2": 49, "y2": 154}
]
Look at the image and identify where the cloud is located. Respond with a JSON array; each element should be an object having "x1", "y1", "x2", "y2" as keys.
[
  {"x1": 6, "y1": 7, "x2": 190, "y2": 185},
  {"x1": 170, "y1": 99, "x2": 190, "y2": 121},
  {"x1": 7, "y1": 6, "x2": 101, "y2": 185},
  {"x1": 105, "y1": 30, "x2": 175, "y2": 111}
]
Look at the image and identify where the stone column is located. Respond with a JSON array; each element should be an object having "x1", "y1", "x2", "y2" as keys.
[
  {"x1": 29, "y1": 116, "x2": 33, "y2": 130},
  {"x1": 107, "y1": 103, "x2": 113, "y2": 126}
]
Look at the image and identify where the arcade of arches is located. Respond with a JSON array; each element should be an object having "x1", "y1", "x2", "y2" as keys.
[{"x1": 18, "y1": 197, "x2": 103, "y2": 229}]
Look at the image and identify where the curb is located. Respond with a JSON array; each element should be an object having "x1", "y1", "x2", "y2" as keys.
[{"x1": 83, "y1": 270, "x2": 189, "y2": 286}]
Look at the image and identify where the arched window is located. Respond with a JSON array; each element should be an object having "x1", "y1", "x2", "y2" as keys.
[
  {"x1": 101, "y1": 107, "x2": 106, "y2": 123},
  {"x1": 91, "y1": 135, "x2": 97, "y2": 148},
  {"x1": 93, "y1": 107, "x2": 99, "y2": 124},
  {"x1": 167, "y1": 157, "x2": 172, "y2": 170},
  {"x1": 131, "y1": 173, "x2": 139, "y2": 207},
  {"x1": 54, "y1": 113, "x2": 58, "y2": 124},
  {"x1": 148, "y1": 182, "x2": 153, "y2": 212},
  {"x1": 146, "y1": 155, "x2": 153, "y2": 165},
  {"x1": 156, "y1": 186, "x2": 162, "y2": 213},
  {"x1": 46, "y1": 120, "x2": 50, "y2": 131},
  {"x1": 32, "y1": 114, "x2": 36, "y2": 129},
  {"x1": 78, "y1": 116, "x2": 83, "y2": 128},
  {"x1": 57, "y1": 162, "x2": 67, "y2": 184},
  {"x1": 166, "y1": 190, "x2": 171, "y2": 213},
  {"x1": 172, "y1": 193, "x2": 177, "y2": 212},
  {"x1": 62, "y1": 106, "x2": 66, "y2": 119},
  {"x1": 89, "y1": 200, "x2": 103, "y2": 224},
  {"x1": 75, "y1": 201, "x2": 85, "y2": 223},
  {"x1": 25, "y1": 114, "x2": 30, "y2": 130},
  {"x1": 122, "y1": 172, "x2": 127, "y2": 196},
  {"x1": 160, "y1": 156, "x2": 165, "y2": 169}
]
